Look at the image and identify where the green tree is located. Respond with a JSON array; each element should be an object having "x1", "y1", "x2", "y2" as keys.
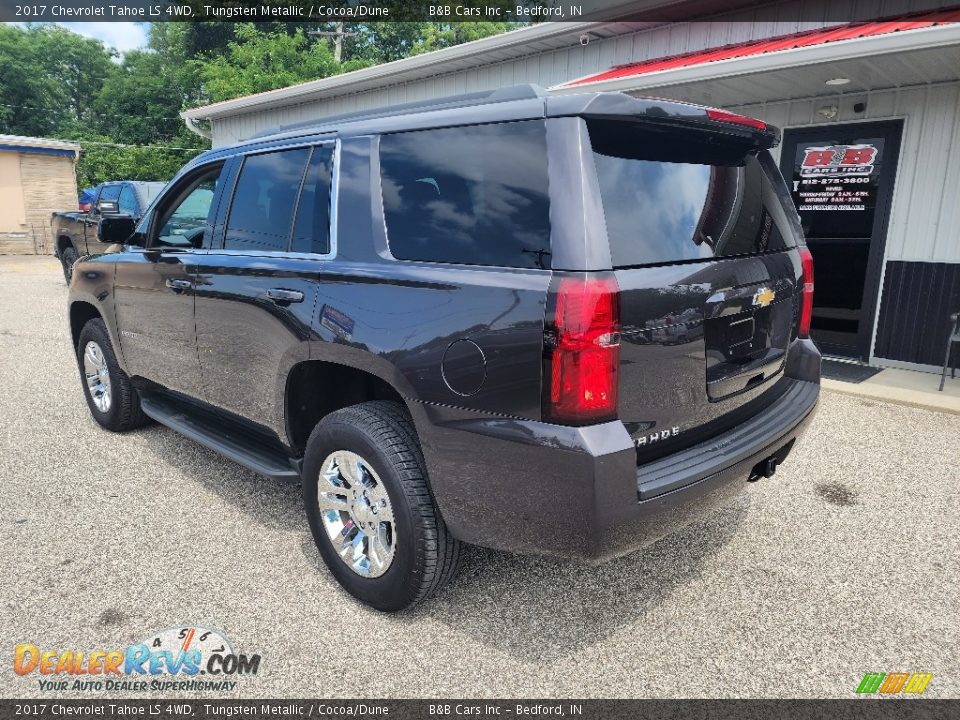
[
  {"x1": 198, "y1": 24, "x2": 367, "y2": 103},
  {"x1": 0, "y1": 25, "x2": 64, "y2": 136},
  {"x1": 412, "y1": 22, "x2": 519, "y2": 54},
  {"x1": 92, "y1": 50, "x2": 186, "y2": 145},
  {"x1": 341, "y1": 23, "x2": 428, "y2": 64},
  {"x1": 73, "y1": 137, "x2": 203, "y2": 187},
  {"x1": 36, "y1": 24, "x2": 116, "y2": 124}
]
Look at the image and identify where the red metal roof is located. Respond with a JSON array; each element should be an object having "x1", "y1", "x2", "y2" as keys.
[{"x1": 564, "y1": 10, "x2": 960, "y2": 87}]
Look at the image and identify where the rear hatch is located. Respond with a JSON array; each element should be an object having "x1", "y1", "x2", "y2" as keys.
[{"x1": 586, "y1": 116, "x2": 804, "y2": 463}]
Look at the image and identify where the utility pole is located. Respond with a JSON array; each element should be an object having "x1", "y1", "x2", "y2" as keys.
[{"x1": 308, "y1": 22, "x2": 359, "y2": 63}]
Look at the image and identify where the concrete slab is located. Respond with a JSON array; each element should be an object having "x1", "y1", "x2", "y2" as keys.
[{"x1": 823, "y1": 366, "x2": 960, "y2": 415}]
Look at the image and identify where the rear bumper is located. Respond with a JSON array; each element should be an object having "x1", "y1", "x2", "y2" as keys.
[{"x1": 412, "y1": 339, "x2": 820, "y2": 562}]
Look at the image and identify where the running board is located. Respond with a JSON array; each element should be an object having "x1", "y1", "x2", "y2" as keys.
[{"x1": 140, "y1": 393, "x2": 300, "y2": 482}]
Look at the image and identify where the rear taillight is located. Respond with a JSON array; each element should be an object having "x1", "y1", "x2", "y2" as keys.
[
  {"x1": 543, "y1": 274, "x2": 620, "y2": 425},
  {"x1": 798, "y1": 247, "x2": 814, "y2": 338},
  {"x1": 706, "y1": 108, "x2": 767, "y2": 131}
]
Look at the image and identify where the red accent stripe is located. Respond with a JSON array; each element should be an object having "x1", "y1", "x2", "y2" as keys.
[
  {"x1": 564, "y1": 10, "x2": 960, "y2": 87},
  {"x1": 181, "y1": 628, "x2": 196, "y2": 652}
]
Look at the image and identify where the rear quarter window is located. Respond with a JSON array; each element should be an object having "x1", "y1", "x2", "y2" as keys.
[
  {"x1": 379, "y1": 120, "x2": 552, "y2": 269},
  {"x1": 589, "y1": 120, "x2": 796, "y2": 268}
]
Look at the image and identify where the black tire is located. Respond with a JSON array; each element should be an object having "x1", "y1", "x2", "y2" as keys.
[
  {"x1": 302, "y1": 401, "x2": 461, "y2": 612},
  {"x1": 76, "y1": 318, "x2": 149, "y2": 432},
  {"x1": 61, "y1": 245, "x2": 79, "y2": 284}
]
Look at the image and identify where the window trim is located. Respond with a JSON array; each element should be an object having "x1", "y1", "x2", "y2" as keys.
[{"x1": 219, "y1": 140, "x2": 339, "y2": 260}]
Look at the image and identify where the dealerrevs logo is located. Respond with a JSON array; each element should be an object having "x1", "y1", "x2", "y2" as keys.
[{"x1": 14, "y1": 626, "x2": 261, "y2": 693}]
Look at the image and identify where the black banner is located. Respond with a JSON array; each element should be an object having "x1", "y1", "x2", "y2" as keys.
[
  {"x1": 1, "y1": 700, "x2": 959, "y2": 719},
  {"x1": 1, "y1": 0, "x2": 955, "y2": 23}
]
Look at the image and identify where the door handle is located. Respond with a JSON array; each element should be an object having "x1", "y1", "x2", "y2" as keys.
[
  {"x1": 166, "y1": 278, "x2": 191, "y2": 291},
  {"x1": 266, "y1": 288, "x2": 304, "y2": 303}
]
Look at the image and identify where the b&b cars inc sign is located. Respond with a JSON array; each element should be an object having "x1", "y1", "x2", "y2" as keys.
[{"x1": 794, "y1": 143, "x2": 880, "y2": 212}]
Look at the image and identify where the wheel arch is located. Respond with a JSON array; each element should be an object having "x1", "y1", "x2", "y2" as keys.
[
  {"x1": 69, "y1": 301, "x2": 102, "y2": 351},
  {"x1": 284, "y1": 360, "x2": 413, "y2": 456},
  {"x1": 57, "y1": 234, "x2": 75, "y2": 255}
]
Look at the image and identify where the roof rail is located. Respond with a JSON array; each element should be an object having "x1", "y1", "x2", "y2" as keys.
[{"x1": 251, "y1": 84, "x2": 545, "y2": 139}]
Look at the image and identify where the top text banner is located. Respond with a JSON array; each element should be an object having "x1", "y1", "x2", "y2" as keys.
[{"x1": 1, "y1": 0, "x2": 947, "y2": 22}]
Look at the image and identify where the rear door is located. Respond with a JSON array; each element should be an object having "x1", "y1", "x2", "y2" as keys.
[
  {"x1": 586, "y1": 119, "x2": 805, "y2": 461},
  {"x1": 193, "y1": 144, "x2": 334, "y2": 439}
]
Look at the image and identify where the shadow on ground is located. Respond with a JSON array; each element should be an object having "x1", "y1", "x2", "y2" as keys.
[
  {"x1": 139, "y1": 424, "x2": 304, "y2": 532},
  {"x1": 139, "y1": 420, "x2": 749, "y2": 664},
  {"x1": 410, "y1": 494, "x2": 750, "y2": 662}
]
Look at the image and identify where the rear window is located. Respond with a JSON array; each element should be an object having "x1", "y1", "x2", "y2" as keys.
[
  {"x1": 589, "y1": 120, "x2": 796, "y2": 267},
  {"x1": 379, "y1": 120, "x2": 552, "y2": 269}
]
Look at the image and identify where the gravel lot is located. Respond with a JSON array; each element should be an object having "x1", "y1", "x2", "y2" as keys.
[{"x1": 1, "y1": 254, "x2": 958, "y2": 699}]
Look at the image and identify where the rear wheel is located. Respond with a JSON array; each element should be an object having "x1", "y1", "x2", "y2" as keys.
[
  {"x1": 77, "y1": 318, "x2": 149, "y2": 432},
  {"x1": 302, "y1": 401, "x2": 461, "y2": 611},
  {"x1": 61, "y1": 245, "x2": 79, "y2": 284}
]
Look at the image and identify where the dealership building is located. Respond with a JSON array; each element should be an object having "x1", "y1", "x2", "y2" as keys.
[{"x1": 182, "y1": 2, "x2": 960, "y2": 373}]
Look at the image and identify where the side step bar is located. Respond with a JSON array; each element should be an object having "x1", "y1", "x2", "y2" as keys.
[{"x1": 140, "y1": 393, "x2": 301, "y2": 482}]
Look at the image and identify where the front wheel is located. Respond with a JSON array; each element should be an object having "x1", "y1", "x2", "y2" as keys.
[
  {"x1": 302, "y1": 401, "x2": 461, "y2": 612},
  {"x1": 76, "y1": 318, "x2": 149, "y2": 432}
]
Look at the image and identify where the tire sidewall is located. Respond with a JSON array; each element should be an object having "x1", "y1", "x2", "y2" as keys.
[
  {"x1": 77, "y1": 319, "x2": 124, "y2": 430},
  {"x1": 302, "y1": 416, "x2": 424, "y2": 612},
  {"x1": 62, "y1": 246, "x2": 79, "y2": 284}
]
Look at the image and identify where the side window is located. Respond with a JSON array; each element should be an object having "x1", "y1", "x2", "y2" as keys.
[
  {"x1": 225, "y1": 148, "x2": 310, "y2": 252},
  {"x1": 153, "y1": 166, "x2": 223, "y2": 249},
  {"x1": 118, "y1": 185, "x2": 138, "y2": 216},
  {"x1": 379, "y1": 120, "x2": 552, "y2": 269},
  {"x1": 291, "y1": 145, "x2": 334, "y2": 255}
]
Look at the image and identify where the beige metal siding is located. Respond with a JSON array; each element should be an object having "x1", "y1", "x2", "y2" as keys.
[
  {"x1": 9, "y1": 153, "x2": 78, "y2": 255},
  {"x1": 0, "y1": 152, "x2": 26, "y2": 232},
  {"x1": 731, "y1": 81, "x2": 960, "y2": 264}
]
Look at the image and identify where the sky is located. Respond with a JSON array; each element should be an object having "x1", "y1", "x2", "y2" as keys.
[{"x1": 8, "y1": 22, "x2": 149, "y2": 54}]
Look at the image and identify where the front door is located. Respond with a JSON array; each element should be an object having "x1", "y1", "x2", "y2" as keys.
[
  {"x1": 113, "y1": 164, "x2": 224, "y2": 396},
  {"x1": 780, "y1": 121, "x2": 902, "y2": 360}
]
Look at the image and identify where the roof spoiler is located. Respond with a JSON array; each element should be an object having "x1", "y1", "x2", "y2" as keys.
[{"x1": 547, "y1": 92, "x2": 780, "y2": 149}]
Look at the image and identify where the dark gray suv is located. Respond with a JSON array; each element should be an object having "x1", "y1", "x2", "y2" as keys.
[{"x1": 67, "y1": 86, "x2": 820, "y2": 611}]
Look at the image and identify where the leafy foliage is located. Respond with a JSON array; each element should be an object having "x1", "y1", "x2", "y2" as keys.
[
  {"x1": 199, "y1": 24, "x2": 369, "y2": 103},
  {"x1": 0, "y1": 21, "x2": 513, "y2": 188}
]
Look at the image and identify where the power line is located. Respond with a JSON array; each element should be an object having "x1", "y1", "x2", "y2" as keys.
[
  {"x1": 0, "y1": 101, "x2": 197, "y2": 123},
  {"x1": 72, "y1": 140, "x2": 207, "y2": 152}
]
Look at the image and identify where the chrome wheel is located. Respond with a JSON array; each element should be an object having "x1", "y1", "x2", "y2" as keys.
[
  {"x1": 83, "y1": 341, "x2": 112, "y2": 413},
  {"x1": 317, "y1": 450, "x2": 396, "y2": 578}
]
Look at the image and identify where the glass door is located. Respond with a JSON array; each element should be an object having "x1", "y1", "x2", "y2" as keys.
[{"x1": 780, "y1": 121, "x2": 902, "y2": 360}]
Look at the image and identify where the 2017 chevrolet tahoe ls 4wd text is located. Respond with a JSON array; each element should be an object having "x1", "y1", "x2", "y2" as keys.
[{"x1": 67, "y1": 86, "x2": 820, "y2": 611}]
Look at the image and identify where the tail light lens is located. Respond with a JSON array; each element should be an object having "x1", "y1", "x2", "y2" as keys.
[
  {"x1": 543, "y1": 273, "x2": 620, "y2": 425},
  {"x1": 798, "y1": 246, "x2": 814, "y2": 338}
]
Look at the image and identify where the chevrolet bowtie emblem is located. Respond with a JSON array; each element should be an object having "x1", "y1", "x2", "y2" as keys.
[{"x1": 752, "y1": 287, "x2": 776, "y2": 308}]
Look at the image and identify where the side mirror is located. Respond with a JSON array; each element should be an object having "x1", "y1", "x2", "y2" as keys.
[
  {"x1": 98, "y1": 215, "x2": 136, "y2": 245},
  {"x1": 97, "y1": 199, "x2": 119, "y2": 215}
]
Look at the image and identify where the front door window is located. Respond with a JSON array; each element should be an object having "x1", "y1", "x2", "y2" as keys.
[{"x1": 154, "y1": 169, "x2": 221, "y2": 249}]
